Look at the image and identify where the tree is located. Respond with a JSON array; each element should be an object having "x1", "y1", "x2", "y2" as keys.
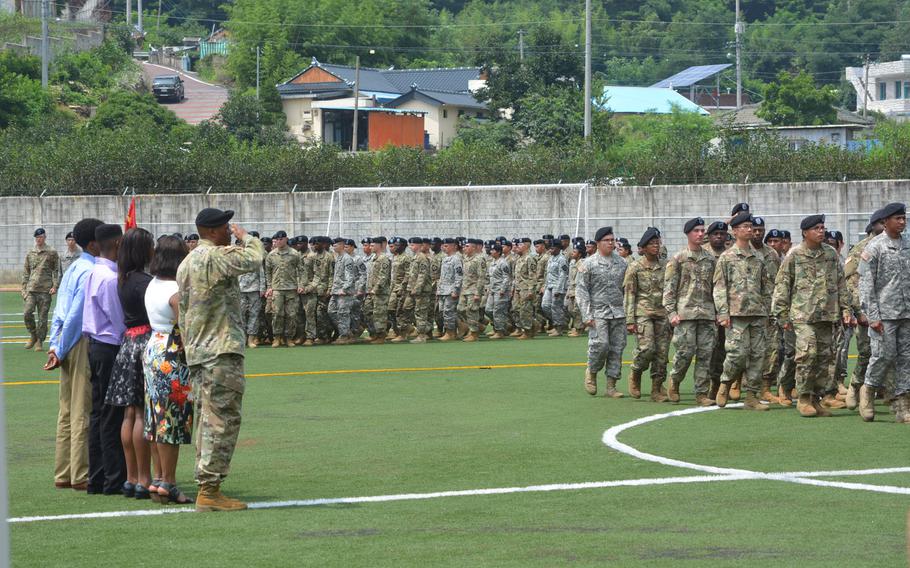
[
  {"x1": 512, "y1": 84, "x2": 613, "y2": 148},
  {"x1": 91, "y1": 91, "x2": 181, "y2": 131},
  {"x1": 0, "y1": 73, "x2": 54, "y2": 128},
  {"x1": 757, "y1": 71, "x2": 838, "y2": 126},
  {"x1": 215, "y1": 91, "x2": 288, "y2": 145}
]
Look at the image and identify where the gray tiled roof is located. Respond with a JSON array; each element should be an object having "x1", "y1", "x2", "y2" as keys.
[{"x1": 280, "y1": 61, "x2": 482, "y2": 97}]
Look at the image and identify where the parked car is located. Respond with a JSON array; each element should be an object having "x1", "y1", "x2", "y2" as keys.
[{"x1": 152, "y1": 75, "x2": 184, "y2": 102}]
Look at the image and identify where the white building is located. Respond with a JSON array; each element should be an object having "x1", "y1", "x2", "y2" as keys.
[{"x1": 846, "y1": 55, "x2": 910, "y2": 121}]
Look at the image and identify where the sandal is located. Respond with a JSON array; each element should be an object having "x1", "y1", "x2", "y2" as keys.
[
  {"x1": 149, "y1": 479, "x2": 162, "y2": 503},
  {"x1": 158, "y1": 482, "x2": 194, "y2": 505},
  {"x1": 122, "y1": 481, "x2": 136, "y2": 498},
  {"x1": 134, "y1": 484, "x2": 151, "y2": 500}
]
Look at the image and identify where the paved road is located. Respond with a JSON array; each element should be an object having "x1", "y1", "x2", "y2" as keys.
[{"x1": 142, "y1": 62, "x2": 228, "y2": 125}]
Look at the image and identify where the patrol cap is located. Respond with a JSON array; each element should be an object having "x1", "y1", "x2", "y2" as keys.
[
  {"x1": 34, "y1": 228, "x2": 46, "y2": 237},
  {"x1": 559, "y1": 234, "x2": 570, "y2": 241},
  {"x1": 799, "y1": 214, "x2": 824, "y2": 231},
  {"x1": 879, "y1": 202, "x2": 906, "y2": 220},
  {"x1": 729, "y1": 212, "x2": 753, "y2": 228},
  {"x1": 95, "y1": 224, "x2": 123, "y2": 242},
  {"x1": 195, "y1": 207, "x2": 234, "y2": 228},
  {"x1": 731, "y1": 202, "x2": 750, "y2": 216},
  {"x1": 683, "y1": 217, "x2": 705, "y2": 234},
  {"x1": 442, "y1": 237, "x2": 456, "y2": 244},
  {"x1": 65, "y1": 231, "x2": 74, "y2": 240},
  {"x1": 408, "y1": 237, "x2": 423, "y2": 244},
  {"x1": 273, "y1": 230, "x2": 287, "y2": 239},
  {"x1": 533, "y1": 239, "x2": 545, "y2": 246},
  {"x1": 374, "y1": 236, "x2": 387, "y2": 243},
  {"x1": 594, "y1": 227, "x2": 613, "y2": 241},
  {"x1": 638, "y1": 227, "x2": 661, "y2": 248},
  {"x1": 752, "y1": 216, "x2": 765, "y2": 227},
  {"x1": 707, "y1": 221, "x2": 727, "y2": 235}
]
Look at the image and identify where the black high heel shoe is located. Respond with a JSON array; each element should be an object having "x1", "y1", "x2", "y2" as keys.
[{"x1": 122, "y1": 481, "x2": 136, "y2": 498}]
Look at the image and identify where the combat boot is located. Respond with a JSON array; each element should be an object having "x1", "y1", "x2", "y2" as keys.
[
  {"x1": 292, "y1": 337, "x2": 304, "y2": 346},
  {"x1": 797, "y1": 394, "x2": 817, "y2": 417},
  {"x1": 247, "y1": 336, "x2": 258, "y2": 349},
  {"x1": 716, "y1": 382, "x2": 731, "y2": 408},
  {"x1": 303, "y1": 339, "x2": 314, "y2": 347},
  {"x1": 489, "y1": 332, "x2": 504, "y2": 340},
  {"x1": 334, "y1": 336, "x2": 352, "y2": 345},
  {"x1": 837, "y1": 383, "x2": 848, "y2": 397},
  {"x1": 896, "y1": 395, "x2": 910, "y2": 424},
  {"x1": 708, "y1": 380, "x2": 720, "y2": 402},
  {"x1": 33, "y1": 340, "x2": 43, "y2": 352},
  {"x1": 820, "y1": 394, "x2": 846, "y2": 409},
  {"x1": 456, "y1": 321, "x2": 469, "y2": 338},
  {"x1": 628, "y1": 370, "x2": 642, "y2": 399},
  {"x1": 438, "y1": 331, "x2": 455, "y2": 341},
  {"x1": 271, "y1": 338, "x2": 281, "y2": 348},
  {"x1": 567, "y1": 329, "x2": 580, "y2": 337},
  {"x1": 605, "y1": 378, "x2": 624, "y2": 399},
  {"x1": 195, "y1": 484, "x2": 247, "y2": 512},
  {"x1": 370, "y1": 333, "x2": 386, "y2": 345},
  {"x1": 584, "y1": 369, "x2": 597, "y2": 396},
  {"x1": 23, "y1": 335, "x2": 35, "y2": 350},
  {"x1": 777, "y1": 385, "x2": 792, "y2": 407},
  {"x1": 760, "y1": 379, "x2": 780, "y2": 404},
  {"x1": 547, "y1": 328, "x2": 561, "y2": 337},
  {"x1": 650, "y1": 380, "x2": 668, "y2": 403},
  {"x1": 390, "y1": 333, "x2": 408, "y2": 343},
  {"x1": 509, "y1": 329, "x2": 522, "y2": 337},
  {"x1": 889, "y1": 397, "x2": 907, "y2": 423},
  {"x1": 845, "y1": 383, "x2": 861, "y2": 410},
  {"x1": 811, "y1": 396, "x2": 832, "y2": 417},
  {"x1": 462, "y1": 332, "x2": 478, "y2": 342},
  {"x1": 407, "y1": 326, "x2": 418, "y2": 339},
  {"x1": 695, "y1": 393, "x2": 716, "y2": 406},
  {"x1": 667, "y1": 379, "x2": 680, "y2": 403},
  {"x1": 409, "y1": 334, "x2": 427, "y2": 344},
  {"x1": 743, "y1": 391, "x2": 769, "y2": 411},
  {"x1": 729, "y1": 379, "x2": 742, "y2": 401},
  {"x1": 517, "y1": 331, "x2": 532, "y2": 340}
]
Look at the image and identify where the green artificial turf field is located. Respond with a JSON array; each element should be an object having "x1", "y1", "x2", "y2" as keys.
[{"x1": 2, "y1": 290, "x2": 909, "y2": 566}]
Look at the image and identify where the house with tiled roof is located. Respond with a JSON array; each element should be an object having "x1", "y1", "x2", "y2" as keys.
[{"x1": 277, "y1": 58, "x2": 489, "y2": 149}]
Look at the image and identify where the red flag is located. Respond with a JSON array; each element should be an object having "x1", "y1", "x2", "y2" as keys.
[{"x1": 125, "y1": 197, "x2": 137, "y2": 231}]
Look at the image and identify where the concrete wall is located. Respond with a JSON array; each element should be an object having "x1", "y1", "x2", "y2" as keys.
[{"x1": 2, "y1": 180, "x2": 909, "y2": 282}]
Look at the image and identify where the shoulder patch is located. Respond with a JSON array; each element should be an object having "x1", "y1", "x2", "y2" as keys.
[
  {"x1": 860, "y1": 251, "x2": 870, "y2": 262},
  {"x1": 577, "y1": 261, "x2": 588, "y2": 274}
]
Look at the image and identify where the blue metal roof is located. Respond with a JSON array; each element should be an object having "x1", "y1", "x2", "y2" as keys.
[
  {"x1": 598, "y1": 86, "x2": 709, "y2": 115},
  {"x1": 650, "y1": 64, "x2": 732, "y2": 88}
]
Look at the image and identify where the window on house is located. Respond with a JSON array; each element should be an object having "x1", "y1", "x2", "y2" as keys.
[
  {"x1": 880, "y1": 82, "x2": 887, "y2": 100},
  {"x1": 905, "y1": 82, "x2": 910, "y2": 99},
  {"x1": 442, "y1": 109, "x2": 448, "y2": 119},
  {"x1": 458, "y1": 109, "x2": 465, "y2": 117},
  {"x1": 897, "y1": 81, "x2": 903, "y2": 99}
]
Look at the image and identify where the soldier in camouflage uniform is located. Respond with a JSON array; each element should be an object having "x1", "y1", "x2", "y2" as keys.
[
  {"x1": 577, "y1": 227, "x2": 628, "y2": 399},
  {"x1": 365, "y1": 237, "x2": 392, "y2": 344},
  {"x1": 750, "y1": 216, "x2": 783, "y2": 404},
  {"x1": 177, "y1": 208, "x2": 265, "y2": 511},
  {"x1": 349, "y1": 240, "x2": 368, "y2": 339},
  {"x1": 458, "y1": 239, "x2": 486, "y2": 342},
  {"x1": 512, "y1": 238, "x2": 537, "y2": 340},
  {"x1": 406, "y1": 238, "x2": 435, "y2": 343},
  {"x1": 22, "y1": 228, "x2": 60, "y2": 350},
  {"x1": 297, "y1": 236, "x2": 319, "y2": 346},
  {"x1": 313, "y1": 237, "x2": 336, "y2": 344},
  {"x1": 703, "y1": 221, "x2": 728, "y2": 401},
  {"x1": 60, "y1": 231, "x2": 81, "y2": 276},
  {"x1": 437, "y1": 238, "x2": 463, "y2": 341},
  {"x1": 624, "y1": 228, "x2": 670, "y2": 401},
  {"x1": 543, "y1": 242, "x2": 569, "y2": 336},
  {"x1": 487, "y1": 244, "x2": 512, "y2": 340},
  {"x1": 290, "y1": 237, "x2": 309, "y2": 344},
  {"x1": 257, "y1": 236, "x2": 274, "y2": 345},
  {"x1": 430, "y1": 238, "x2": 444, "y2": 336},
  {"x1": 388, "y1": 238, "x2": 412, "y2": 341},
  {"x1": 265, "y1": 231, "x2": 300, "y2": 347},
  {"x1": 326, "y1": 239, "x2": 356, "y2": 344},
  {"x1": 858, "y1": 202, "x2": 910, "y2": 423},
  {"x1": 237, "y1": 240, "x2": 266, "y2": 348},
  {"x1": 534, "y1": 239, "x2": 551, "y2": 332},
  {"x1": 565, "y1": 242, "x2": 587, "y2": 337},
  {"x1": 772, "y1": 215, "x2": 853, "y2": 417},
  {"x1": 843, "y1": 215, "x2": 884, "y2": 408},
  {"x1": 713, "y1": 212, "x2": 775, "y2": 411}
]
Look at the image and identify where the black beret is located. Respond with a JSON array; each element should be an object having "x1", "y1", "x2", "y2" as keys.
[
  {"x1": 559, "y1": 234, "x2": 570, "y2": 240},
  {"x1": 574, "y1": 242, "x2": 586, "y2": 253},
  {"x1": 618, "y1": 237, "x2": 630, "y2": 245},
  {"x1": 752, "y1": 216, "x2": 765, "y2": 227},
  {"x1": 260, "y1": 236, "x2": 271, "y2": 244},
  {"x1": 594, "y1": 227, "x2": 613, "y2": 241},
  {"x1": 620, "y1": 241, "x2": 632, "y2": 250},
  {"x1": 34, "y1": 228, "x2": 46, "y2": 237},
  {"x1": 684, "y1": 217, "x2": 705, "y2": 234},
  {"x1": 496, "y1": 236, "x2": 507, "y2": 243},
  {"x1": 408, "y1": 237, "x2": 422, "y2": 244},
  {"x1": 731, "y1": 202, "x2": 750, "y2": 216},
  {"x1": 249, "y1": 231, "x2": 260, "y2": 238},
  {"x1": 520, "y1": 237, "x2": 532, "y2": 243},
  {"x1": 273, "y1": 230, "x2": 287, "y2": 239},
  {"x1": 65, "y1": 231, "x2": 74, "y2": 240},
  {"x1": 442, "y1": 237, "x2": 456, "y2": 244},
  {"x1": 865, "y1": 222, "x2": 876, "y2": 234},
  {"x1": 456, "y1": 236, "x2": 466, "y2": 242},
  {"x1": 638, "y1": 227, "x2": 661, "y2": 248},
  {"x1": 491, "y1": 244, "x2": 503, "y2": 253},
  {"x1": 781, "y1": 230, "x2": 791, "y2": 239},
  {"x1": 345, "y1": 239, "x2": 356, "y2": 247},
  {"x1": 826, "y1": 230, "x2": 843, "y2": 242},
  {"x1": 195, "y1": 207, "x2": 234, "y2": 228},
  {"x1": 185, "y1": 233, "x2": 199, "y2": 241},
  {"x1": 95, "y1": 223, "x2": 123, "y2": 242},
  {"x1": 647, "y1": 226, "x2": 661, "y2": 237},
  {"x1": 361, "y1": 237, "x2": 372, "y2": 244},
  {"x1": 333, "y1": 237, "x2": 344, "y2": 244},
  {"x1": 586, "y1": 240, "x2": 596, "y2": 246},
  {"x1": 730, "y1": 212, "x2": 753, "y2": 228},
  {"x1": 707, "y1": 221, "x2": 727, "y2": 234},
  {"x1": 173, "y1": 232, "x2": 183, "y2": 239},
  {"x1": 880, "y1": 202, "x2": 906, "y2": 220},
  {"x1": 471, "y1": 238, "x2": 484, "y2": 245},
  {"x1": 431, "y1": 237, "x2": 442, "y2": 245},
  {"x1": 511, "y1": 238, "x2": 520, "y2": 244},
  {"x1": 288, "y1": 237, "x2": 298, "y2": 246},
  {"x1": 421, "y1": 237, "x2": 432, "y2": 244},
  {"x1": 533, "y1": 239, "x2": 545, "y2": 245},
  {"x1": 297, "y1": 235, "x2": 308, "y2": 243},
  {"x1": 374, "y1": 236, "x2": 387, "y2": 243},
  {"x1": 765, "y1": 229, "x2": 782, "y2": 240},
  {"x1": 800, "y1": 214, "x2": 825, "y2": 231},
  {"x1": 573, "y1": 236, "x2": 584, "y2": 243}
]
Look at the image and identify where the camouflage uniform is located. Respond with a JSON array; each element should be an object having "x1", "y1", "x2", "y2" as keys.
[
  {"x1": 314, "y1": 249, "x2": 335, "y2": 340},
  {"x1": 664, "y1": 247, "x2": 717, "y2": 395},
  {"x1": 265, "y1": 246, "x2": 300, "y2": 340},
  {"x1": 431, "y1": 250, "x2": 444, "y2": 332},
  {"x1": 565, "y1": 257, "x2": 585, "y2": 334},
  {"x1": 543, "y1": 253, "x2": 569, "y2": 330},
  {"x1": 329, "y1": 251, "x2": 357, "y2": 337},
  {"x1": 754, "y1": 243, "x2": 782, "y2": 384},
  {"x1": 535, "y1": 250, "x2": 551, "y2": 329},
  {"x1": 513, "y1": 253, "x2": 537, "y2": 333},
  {"x1": 408, "y1": 251, "x2": 434, "y2": 336},
  {"x1": 458, "y1": 253, "x2": 485, "y2": 333},
  {"x1": 772, "y1": 243, "x2": 850, "y2": 396},
  {"x1": 624, "y1": 257, "x2": 669, "y2": 385},
  {"x1": 703, "y1": 245, "x2": 727, "y2": 386},
  {"x1": 365, "y1": 251, "x2": 391, "y2": 335},
  {"x1": 60, "y1": 247, "x2": 81, "y2": 276},
  {"x1": 238, "y1": 262, "x2": 266, "y2": 337},
  {"x1": 844, "y1": 236, "x2": 873, "y2": 387},
  {"x1": 391, "y1": 252, "x2": 413, "y2": 334},
  {"x1": 576, "y1": 252, "x2": 628, "y2": 379},
  {"x1": 299, "y1": 249, "x2": 318, "y2": 341},
  {"x1": 22, "y1": 244, "x2": 60, "y2": 343},
  {"x1": 437, "y1": 253, "x2": 463, "y2": 332},
  {"x1": 351, "y1": 253, "x2": 367, "y2": 336},
  {"x1": 860, "y1": 232, "x2": 910, "y2": 395},
  {"x1": 713, "y1": 245, "x2": 774, "y2": 393},
  {"x1": 176, "y1": 235, "x2": 265, "y2": 487},
  {"x1": 488, "y1": 256, "x2": 512, "y2": 334}
]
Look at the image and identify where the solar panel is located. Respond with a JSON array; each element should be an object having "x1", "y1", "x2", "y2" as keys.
[{"x1": 650, "y1": 64, "x2": 732, "y2": 88}]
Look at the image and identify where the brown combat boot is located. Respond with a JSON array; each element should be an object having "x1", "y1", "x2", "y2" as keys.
[
  {"x1": 760, "y1": 378, "x2": 780, "y2": 403},
  {"x1": 845, "y1": 383, "x2": 861, "y2": 410},
  {"x1": 895, "y1": 395, "x2": 910, "y2": 424},
  {"x1": 567, "y1": 329, "x2": 580, "y2": 337},
  {"x1": 628, "y1": 370, "x2": 642, "y2": 399},
  {"x1": 462, "y1": 332, "x2": 478, "y2": 342},
  {"x1": 23, "y1": 335, "x2": 36, "y2": 350},
  {"x1": 547, "y1": 328, "x2": 561, "y2": 337},
  {"x1": 390, "y1": 333, "x2": 408, "y2": 343},
  {"x1": 708, "y1": 380, "x2": 720, "y2": 402},
  {"x1": 820, "y1": 394, "x2": 846, "y2": 409},
  {"x1": 797, "y1": 394, "x2": 817, "y2": 417},
  {"x1": 438, "y1": 331, "x2": 455, "y2": 342},
  {"x1": 370, "y1": 333, "x2": 386, "y2": 345},
  {"x1": 667, "y1": 379, "x2": 680, "y2": 403},
  {"x1": 334, "y1": 336, "x2": 352, "y2": 345},
  {"x1": 509, "y1": 329, "x2": 522, "y2": 337},
  {"x1": 650, "y1": 380, "x2": 668, "y2": 403},
  {"x1": 303, "y1": 339, "x2": 314, "y2": 346},
  {"x1": 517, "y1": 331, "x2": 532, "y2": 340},
  {"x1": 744, "y1": 391, "x2": 769, "y2": 411},
  {"x1": 605, "y1": 378, "x2": 624, "y2": 399},
  {"x1": 859, "y1": 384, "x2": 875, "y2": 422},
  {"x1": 195, "y1": 484, "x2": 247, "y2": 512},
  {"x1": 247, "y1": 336, "x2": 257, "y2": 349},
  {"x1": 489, "y1": 332, "x2": 504, "y2": 340},
  {"x1": 293, "y1": 337, "x2": 304, "y2": 346},
  {"x1": 777, "y1": 385, "x2": 792, "y2": 407},
  {"x1": 837, "y1": 383, "x2": 848, "y2": 397},
  {"x1": 716, "y1": 382, "x2": 731, "y2": 408},
  {"x1": 33, "y1": 340, "x2": 43, "y2": 352},
  {"x1": 695, "y1": 393, "x2": 716, "y2": 406},
  {"x1": 729, "y1": 379, "x2": 742, "y2": 401},
  {"x1": 584, "y1": 369, "x2": 597, "y2": 396},
  {"x1": 409, "y1": 334, "x2": 427, "y2": 344},
  {"x1": 271, "y1": 338, "x2": 282, "y2": 348},
  {"x1": 812, "y1": 396, "x2": 833, "y2": 417}
]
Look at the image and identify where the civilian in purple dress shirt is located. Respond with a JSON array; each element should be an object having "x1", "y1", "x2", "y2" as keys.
[{"x1": 82, "y1": 223, "x2": 127, "y2": 495}]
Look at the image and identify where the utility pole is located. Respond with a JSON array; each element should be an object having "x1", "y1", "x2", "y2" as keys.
[
  {"x1": 518, "y1": 29, "x2": 525, "y2": 61},
  {"x1": 255, "y1": 46, "x2": 261, "y2": 100},
  {"x1": 157, "y1": 0, "x2": 162, "y2": 33},
  {"x1": 137, "y1": 0, "x2": 143, "y2": 33},
  {"x1": 352, "y1": 55, "x2": 361, "y2": 152},
  {"x1": 735, "y1": 0, "x2": 743, "y2": 109},
  {"x1": 40, "y1": 0, "x2": 49, "y2": 87},
  {"x1": 862, "y1": 53, "x2": 870, "y2": 118},
  {"x1": 583, "y1": 0, "x2": 592, "y2": 141},
  {"x1": 126, "y1": 0, "x2": 131, "y2": 32}
]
